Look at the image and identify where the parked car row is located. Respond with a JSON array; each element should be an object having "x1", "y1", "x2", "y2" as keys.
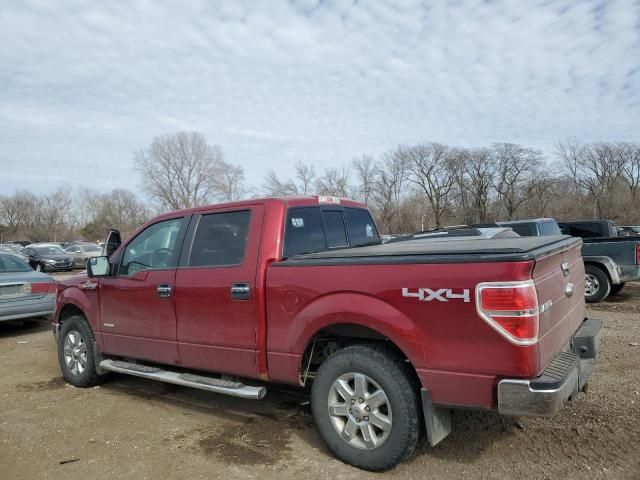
[
  {"x1": 0, "y1": 240, "x2": 102, "y2": 323},
  {"x1": 0, "y1": 241, "x2": 103, "y2": 272}
]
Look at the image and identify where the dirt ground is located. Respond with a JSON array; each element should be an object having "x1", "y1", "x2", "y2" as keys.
[{"x1": 1, "y1": 282, "x2": 639, "y2": 480}]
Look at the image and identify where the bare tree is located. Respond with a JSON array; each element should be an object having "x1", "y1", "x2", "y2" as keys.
[
  {"x1": 352, "y1": 155, "x2": 377, "y2": 204},
  {"x1": 134, "y1": 131, "x2": 233, "y2": 209},
  {"x1": 316, "y1": 166, "x2": 351, "y2": 197},
  {"x1": 295, "y1": 161, "x2": 317, "y2": 195},
  {"x1": 558, "y1": 141, "x2": 624, "y2": 218},
  {"x1": 81, "y1": 189, "x2": 149, "y2": 239},
  {"x1": 620, "y1": 142, "x2": 640, "y2": 208},
  {"x1": 449, "y1": 148, "x2": 496, "y2": 224},
  {"x1": 0, "y1": 191, "x2": 36, "y2": 236},
  {"x1": 406, "y1": 143, "x2": 456, "y2": 228},
  {"x1": 371, "y1": 146, "x2": 410, "y2": 233},
  {"x1": 492, "y1": 143, "x2": 543, "y2": 220},
  {"x1": 216, "y1": 163, "x2": 245, "y2": 201},
  {"x1": 262, "y1": 170, "x2": 298, "y2": 196}
]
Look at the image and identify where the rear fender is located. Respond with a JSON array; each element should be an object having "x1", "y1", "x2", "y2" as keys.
[
  {"x1": 583, "y1": 256, "x2": 619, "y2": 284},
  {"x1": 289, "y1": 292, "x2": 425, "y2": 377}
]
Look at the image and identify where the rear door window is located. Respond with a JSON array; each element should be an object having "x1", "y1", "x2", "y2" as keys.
[
  {"x1": 284, "y1": 208, "x2": 327, "y2": 258},
  {"x1": 189, "y1": 210, "x2": 251, "y2": 267}
]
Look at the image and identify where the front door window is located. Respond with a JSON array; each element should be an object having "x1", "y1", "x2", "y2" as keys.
[{"x1": 119, "y1": 218, "x2": 183, "y2": 276}]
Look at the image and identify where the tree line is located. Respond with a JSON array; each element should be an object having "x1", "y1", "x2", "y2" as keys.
[
  {"x1": 1, "y1": 131, "x2": 638, "y2": 242},
  {"x1": 263, "y1": 140, "x2": 640, "y2": 233}
]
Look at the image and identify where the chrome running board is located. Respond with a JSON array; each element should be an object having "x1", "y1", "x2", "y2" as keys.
[{"x1": 99, "y1": 359, "x2": 267, "y2": 400}]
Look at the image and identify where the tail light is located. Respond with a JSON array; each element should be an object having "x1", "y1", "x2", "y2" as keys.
[
  {"x1": 29, "y1": 282, "x2": 57, "y2": 296},
  {"x1": 476, "y1": 280, "x2": 539, "y2": 345},
  {"x1": 636, "y1": 244, "x2": 640, "y2": 265}
]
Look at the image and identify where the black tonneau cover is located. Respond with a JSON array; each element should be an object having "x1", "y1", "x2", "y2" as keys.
[{"x1": 277, "y1": 235, "x2": 581, "y2": 266}]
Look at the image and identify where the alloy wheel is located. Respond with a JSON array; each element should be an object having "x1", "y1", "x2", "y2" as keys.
[
  {"x1": 63, "y1": 330, "x2": 87, "y2": 376},
  {"x1": 585, "y1": 273, "x2": 599, "y2": 297},
  {"x1": 327, "y1": 372, "x2": 393, "y2": 450}
]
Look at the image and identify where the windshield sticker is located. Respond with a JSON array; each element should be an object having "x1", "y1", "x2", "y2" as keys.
[
  {"x1": 291, "y1": 218, "x2": 304, "y2": 228},
  {"x1": 366, "y1": 224, "x2": 373, "y2": 237}
]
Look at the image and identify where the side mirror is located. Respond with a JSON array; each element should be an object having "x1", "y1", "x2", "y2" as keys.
[
  {"x1": 87, "y1": 256, "x2": 110, "y2": 277},
  {"x1": 102, "y1": 229, "x2": 122, "y2": 257}
]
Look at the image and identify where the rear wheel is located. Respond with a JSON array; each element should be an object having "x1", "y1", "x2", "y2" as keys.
[
  {"x1": 57, "y1": 315, "x2": 102, "y2": 387},
  {"x1": 584, "y1": 265, "x2": 610, "y2": 303},
  {"x1": 609, "y1": 283, "x2": 626, "y2": 296},
  {"x1": 311, "y1": 344, "x2": 421, "y2": 471}
]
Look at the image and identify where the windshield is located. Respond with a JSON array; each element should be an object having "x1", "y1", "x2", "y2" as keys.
[
  {"x1": 82, "y1": 245, "x2": 102, "y2": 252},
  {"x1": 36, "y1": 246, "x2": 65, "y2": 255},
  {"x1": 0, "y1": 254, "x2": 31, "y2": 273}
]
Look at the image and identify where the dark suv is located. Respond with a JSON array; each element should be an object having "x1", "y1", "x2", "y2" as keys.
[{"x1": 22, "y1": 244, "x2": 74, "y2": 272}]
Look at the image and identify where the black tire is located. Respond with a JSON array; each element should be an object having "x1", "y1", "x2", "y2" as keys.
[
  {"x1": 609, "y1": 283, "x2": 626, "y2": 296},
  {"x1": 34, "y1": 263, "x2": 44, "y2": 272},
  {"x1": 57, "y1": 314, "x2": 102, "y2": 387},
  {"x1": 584, "y1": 265, "x2": 611, "y2": 303},
  {"x1": 311, "y1": 344, "x2": 421, "y2": 471}
]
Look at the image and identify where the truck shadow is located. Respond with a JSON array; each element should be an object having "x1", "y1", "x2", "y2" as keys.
[
  {"x1": 410, "y1": 410, "x2": 521, "y2": 465},
  {"x1": 101, "y1": 376, "x2": 317, "y2": 465},
  {"x1": 0, "y1": 319, "x2": 50, "y2": 338},
  {"x1": 101, "y1": 376, "x2": 516, "y2": 467}
]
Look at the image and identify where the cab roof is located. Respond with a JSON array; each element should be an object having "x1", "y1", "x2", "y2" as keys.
[{"x1": 154, "y1": 196, "x2": 368, "y2": 220}]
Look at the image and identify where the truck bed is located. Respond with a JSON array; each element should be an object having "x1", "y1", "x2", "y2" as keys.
[
  {"x1": 282, "y1": 235, "x2": 581, "y2": 264},
  {"x1": 269, "y1": 233, "x2": 585, "y2": 409}
]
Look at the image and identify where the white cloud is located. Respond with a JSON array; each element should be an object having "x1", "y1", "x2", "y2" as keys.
[{"x1": 0, "y1": 0, "x2": 638, "y2": 194}]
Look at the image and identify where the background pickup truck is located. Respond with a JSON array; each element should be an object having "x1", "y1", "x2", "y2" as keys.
[
  {"x1": 501, "y1": 218, "x2": 640, "y2": 303},
  {"x1": 53, "y1": 196, "x2": 601, "y2": 471}
]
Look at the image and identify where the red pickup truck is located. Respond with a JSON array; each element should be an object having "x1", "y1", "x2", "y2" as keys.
[{"x1": 53, "y1": 196, "x2": 601, "y2": 471}]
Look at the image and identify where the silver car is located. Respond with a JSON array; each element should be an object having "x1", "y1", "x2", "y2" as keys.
[
  {"x1": 0, "y1": 244, "x2": 28, "y2": 261},
  {"x1": 0, "y1": 252, "x2": 56, "y2": 322},
  {"x1": 64, "y1": 243, "x2": 103, "y2": 269}
]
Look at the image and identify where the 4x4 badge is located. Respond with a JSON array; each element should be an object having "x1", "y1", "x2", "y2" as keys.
[{"x1": 402, "y1": 288, "x2": 471, "y2": 303}]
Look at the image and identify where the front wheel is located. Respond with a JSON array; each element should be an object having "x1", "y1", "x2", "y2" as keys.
[
  {"x1": 584, "y1": 265, "x2": 611, "y2": 303},
  {"x1": 311, "y1": 344, "x2": 421, "y2": 471},
  {"x1": 57, "y1": 315, "x2": 102, "y2": 387},
  {"x1": 34, "y1": 263, "x2": 43, "y2": 272}
]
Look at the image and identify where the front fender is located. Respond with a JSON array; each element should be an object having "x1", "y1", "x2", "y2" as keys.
[{"x1": 54, "y1": 281, "x2": 101, "y2": 335}]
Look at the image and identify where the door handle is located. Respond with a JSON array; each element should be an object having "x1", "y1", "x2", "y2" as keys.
[
  {"x1": 230, "y1": 283, "x2": 251, "y2": 300},
  {"x1": 157, "y1": 284, "x2": 172, "y2": 298}
]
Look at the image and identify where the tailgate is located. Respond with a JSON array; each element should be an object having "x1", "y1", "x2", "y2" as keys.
[{"x1": 532, "y1": 239, "x2": 585, "y2": 375}]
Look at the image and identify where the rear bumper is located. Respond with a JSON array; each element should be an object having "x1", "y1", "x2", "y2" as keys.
[
  {"x1": 0, "y1": 296, "x2": 56, "y2": 322},
  {"x1": 497, "y1": 318, "x2": 603, "y2": 416},
  {"x1": 617, "y1": 264, "x2": 640, "y2": 283}
]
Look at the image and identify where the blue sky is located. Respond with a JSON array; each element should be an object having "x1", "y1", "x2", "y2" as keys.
[{"x1": 0, "y1": 0, "x2": 639, "y2": 195}]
